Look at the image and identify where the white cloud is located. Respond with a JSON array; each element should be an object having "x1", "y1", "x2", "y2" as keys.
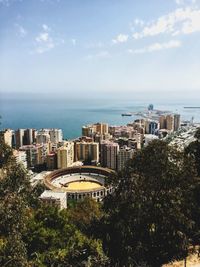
[
  {"x1": 129, "y1": 40, "x2": 181, "y2": 54},
  {"x1": 35, "y1": 42, "x2": 55, "y2": 54},
  {"x1": 42, "y1": 24, "x2": 51, "y2": 31},
  {"x1": 175, "y1": 0, "x2": 184, "y2": 4},
  {"x1": 35, "y1": 28, "x2": 55, "y2": 54},
  {"x1": 133, "y1": 7, "x2": 200, "y2": 39},
  {"x1": 34, "y1": 24, "x2": 65, "y2": 54},
  {"x1": 175, "y1": 0, "x2": 197, "y2": 5},
  {"x1": 36, "y1": 32, "x2": 49, "y2": 42},
  {"x1": 85, "y1": 51, "x2": 110, "y2": 60},
  {"x1": 15, "y1": 24, "x2": 27, "y2": 37},
  {"x1": 112, "y1": 34, "x2": 129, "y2": 44},
  {"x1": 0, "y1": 0, "x2": 24, "y2": 6},
  {"x1": 85, "y1": 41, "x2": 104, "y2": 49},
  {"x1": 134, "y1": 18, "x2": 145, "y2": 26}
]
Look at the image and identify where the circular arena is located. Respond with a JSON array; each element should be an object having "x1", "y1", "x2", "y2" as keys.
[{"x1": 44, "y1": 166, "x2": 115, "y2": 201}]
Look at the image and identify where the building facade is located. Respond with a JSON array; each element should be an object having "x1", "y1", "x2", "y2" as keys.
[
  {"x1": 100, "y1": 141, "x2": 119, "y2": 170},
  {"x1": 57, "y1": 142, "x2": 74, "y2": 169}
]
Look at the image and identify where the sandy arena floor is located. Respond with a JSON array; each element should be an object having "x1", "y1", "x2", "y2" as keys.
[{"x1": 66, "y1": 181, "x2": 102, "y2": 190}]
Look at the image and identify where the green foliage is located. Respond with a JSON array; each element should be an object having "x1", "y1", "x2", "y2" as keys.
[
  {"x1": 1, "y1": 135, "x2": 200, "y2": 267},
  {"x1": 0, "y1": 141, "x2": 107, "y2": 266},
  {"x1": 68, "y1": 197, "x2": 103, "y2": 232},
  {"x1": 194, "y1": 127, "x2": 200, "y2": 140},
  {"x1": 0, "y1": 142, "x2": 30, "y2": 266},
  {"x1": 99, "y1": 140, "x2": 198, "y2": 267},
  {"x1": 185, "y1": 127, "x2": 200, "y2": 246},
  {"x1": 0, "y1": 141, "x2": 14, "y2": 169},
  {"x1": 24, "y1": 205, "x2": 107, "y2": 266},
  {"x1": 1, "y1": 231, "x2": 28, "y2": 267},
  {"x1": 185, "y1": 128, "x2": 200, "y2": 176}
]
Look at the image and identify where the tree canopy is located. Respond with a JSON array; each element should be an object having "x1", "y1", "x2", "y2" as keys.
[
  {"x1": 98, "y1": 140, "x2": 199, "y2": 267},
  {"x1": 1, "y1": 133, "x2": 200, "y2": 267}
]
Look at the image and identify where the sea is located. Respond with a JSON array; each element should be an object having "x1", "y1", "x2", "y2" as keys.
[{"x1": 0, "y1": 92, "x2": 200, "y2": 139}]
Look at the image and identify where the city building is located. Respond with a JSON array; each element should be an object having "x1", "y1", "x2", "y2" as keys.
[
  {"x1": 159, "y1": 115, "x2": 167, "y2": 130},
  {"x1": 117, "y1": 146, "x2": 135, "y2": 171},
  {"x1": 95, "y1": 122, "x2": 109, "y2": 135},
  {"x1": 145, "y1": 120, "x2": 159, "y2": 135},
  {"x1": 57, "y1": 142, "x2": 74, "y2": 169},
  {"x1": 49, "y1": 129, "x2": 63, "y2": 143},
  {"x1": 46, "y1": 152, "x2": 57, "y2": 170},
  {"x1": 37, "y1": 143, "x2": 50, "y2": 165},
  {"x1": 19, "y1": 144, "x2": 41, "y2": 168},
  {"x1": 166, "y1": 114, "x2": 174, "y2": 131},
  {"x1": 75, "y1": 141, "x2": 99, "y2": 164},
  {"x1": 15, "y1": 129, "x2": 25, "y2": 148},
  {"x1": 100, "y1": 141, "x2": 119, "y2": 170},
  {"x1": 23, "y1": 128, "x2": 36, "y2": 145},
  {"x1": 174, "y1": 114, "x2": 181, "y2": 131},
  {"x1": 148, "y1": 104, "x2": 154, "y2": 111},
  {"x1": 82, "y1": 123, "x2": 109, "y2": 139},
  {"x1": 39, "y1": 190, "x2": 67, "y2": 209},
  {"x1": 36, "y1": 133, "x2": 50, "y2": 144}
]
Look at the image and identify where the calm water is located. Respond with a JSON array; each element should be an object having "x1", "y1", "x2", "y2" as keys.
[{"x1": 0, "y1": 93, "x2": 200, "y2": 139}]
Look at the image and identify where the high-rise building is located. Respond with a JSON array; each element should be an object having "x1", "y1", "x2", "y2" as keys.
[
  {"x1": 174, "y1": 114, "x2": 181, "y2": 131},
  {"x1": 57, "y1": 142, "x2": 74, "y2": 169},
  {"x1": 19, "y1": 144, "x2": 41, "y2": 167},
  {"x1": 95, "y1": 123, "x2": 109, "y2": 135},
  {"x1": 82, "y1": 123, "x2": 108, "y2": 139},
  {"x1": 0, "y1": 129, "x2": 13, "y2": 147},
  {"x1": 37, "y1": 143, "x2": 50, "y2": 165},
  {"x1": 82, "y1": 125, "x2": 95, "y2": 137},
  {"x1": 15, "y1": 129, "x2": 25, "y2": 148},
  {"x1": 46, "y1": 152, "x2": 57, "y2": 170},
  {"x1": 49, "y1": 129, "x2": 63, "y2": 143},
  {"x1": 166, "y1": 114, "x2": 174, "y2": 131},
  {"x1": 23, "y1": 128, "x2": 36, "y2": 145},
  {"x1": 159, "y1": 115, "x2": 166, "y2": 129},
  {"x1": 117, "y1": 146, "x2": 135, "y2": 171},
  {"x1": 145, "y1": 121, "x2": 159, "y2": 135},
  {"x1": 75, "y1": 141, "x2": 99, "y2": 163},
  {"x1": 36, "y1": 133, "x2": 50, "y2": 144},
  {"x1": 100, "y1": 141, "x2": 119, "y2": 170}
]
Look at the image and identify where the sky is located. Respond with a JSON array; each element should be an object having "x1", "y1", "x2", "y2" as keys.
[{"x1": 1, "y1": 0, "x2": 200, "y2": 98}]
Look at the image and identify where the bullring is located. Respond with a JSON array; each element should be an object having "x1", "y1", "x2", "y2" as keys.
[{"x1": 44, "y1": 166, "x2": 115, "y2": 201}]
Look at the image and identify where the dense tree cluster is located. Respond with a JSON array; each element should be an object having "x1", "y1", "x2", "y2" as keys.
[
  {"x1": 97, "y1": 140, "x2": 199, "y2": 267},
  {"x1": 0, "y1": 129, "x2": 200, "y2": 266},
  {"x1": 0, "y1": 142, "x2": 107, "y2": 266}
]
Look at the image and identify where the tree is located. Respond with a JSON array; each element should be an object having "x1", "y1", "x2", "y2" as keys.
[
  {"x1": 185, "y1": 127, "x2": 200, "y2": 176},
  {"x1": 194, "y1": 127, "x2": 200, "y2": 140},
  {"x1": 68, "y1": 197, "x2": 103, "y2": 233},
  {"x1": 24, "y1": 205, "x2": 108, "y2": 267},
  {"x1": 0, "y1": 141, "x2": 30, "y2": 266},
  {"x1": 0, "y1": 141, "x2": 107, "y2": 266},
  {"x1": 0, "y1": 142, "x2": 13, "y2": 169},
  {"x1": 99, "y1": 140, "x2": 197, "y2": 267},
  {"x1": 185, "y1": 127, "x2": 200, "y2": 247}
]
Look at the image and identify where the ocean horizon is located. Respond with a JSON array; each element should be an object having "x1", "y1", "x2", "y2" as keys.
[{"x1": 0, "y1": 92, "x2": 200, "y2": 139}]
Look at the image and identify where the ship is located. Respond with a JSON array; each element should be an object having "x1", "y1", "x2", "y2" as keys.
[
  {"x1": 184, "y1": 107, "x2": 200, "y2": 109},
  {"x1": 121, "y1": 113, "x2": 132, "y2": 117}
]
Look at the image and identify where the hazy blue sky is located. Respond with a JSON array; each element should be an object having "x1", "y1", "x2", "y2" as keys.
[{"x1": 0, "y1": 0, "x2": 200, "y2": 97}]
